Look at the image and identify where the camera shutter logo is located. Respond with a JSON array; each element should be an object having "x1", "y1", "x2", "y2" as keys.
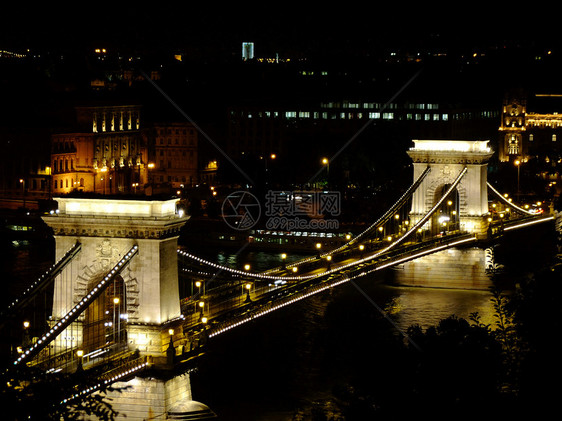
[{"x1": 221, "y1": 191, "x2": 262, "y2": 230}]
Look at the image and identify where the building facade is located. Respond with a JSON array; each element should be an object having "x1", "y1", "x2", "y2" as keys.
[
  {"x1": 51, "y1": 104, "x2": 147, "y2": 195},
  {"x1": 147, "y1": 122, "x2": 198, "y2": 189},
  {"x1": 50, "y1": 106, "x2": 200, "y2": 196},
  {"x1": 226, "y1": 100, "x2": 500, "y2": 159},
  {"x1": 498, "y1": 93, "x2": 562, "y2": 164}
]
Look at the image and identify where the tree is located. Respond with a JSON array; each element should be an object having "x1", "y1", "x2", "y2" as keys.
[{"x1": 1, "y1": 364, "x2": 122, "y2": 421}]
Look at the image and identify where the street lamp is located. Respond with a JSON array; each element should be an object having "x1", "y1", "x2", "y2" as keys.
[
  {"x1": 46, "y1": 166, "x2": 51, "y2": 200},
  {"x1": 22, "y1": 320, "x2": 30, "y2": 347},
  {"x1": 322, "y1": 157, "x2": 329, "y2": 188},
  {"x1": 113, "y1": 297, "x2": 120, "y2": 343},
  {"x1": 245, "y1": 282, "x2": 252, "y2": 303},
  {"x1": 514, "y1": 159, "x2": 521, "y2": 202},
  {"x1": 76, "y1": 349, "x2": 84, "y2": 371},
  {"x1": 198, "y1": 300, "x2": 205, "y2": 320},
  {"x1": 100, "y1": 167, "x2": 108, "y2": 195},
  {"x1": 194, "y1": 280, "x2": 203, "y2": 297},
  {"x1": 281, "y1": 253, "x2": 287, "y2": 269},
  {"x1": 19, "y1": 179, "x2": 26, "y2": 210}
]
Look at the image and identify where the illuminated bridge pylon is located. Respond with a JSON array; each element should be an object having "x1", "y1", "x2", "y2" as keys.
[
  {"x1": 4, "y1": 197, "x2": 214, "y2": 421},
  {"x1": 406, "y1": 139, "x2": 494, "y2": 238}
]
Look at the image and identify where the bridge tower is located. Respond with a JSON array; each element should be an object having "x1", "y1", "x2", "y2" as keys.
[
  {"x1": 41, "y1": 197, "x2": 214, "y2": 420},
  {"x1": 407, "y1": 140, "x2": 493, "y2": 238}
]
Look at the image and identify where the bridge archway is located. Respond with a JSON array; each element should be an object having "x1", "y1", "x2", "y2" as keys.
[
  {"x1": 82, "y1": 275, "x2": 127, "y2": 353},
  {"x1": 431, "y1": 183, "x2": 460, "y2": 234},
  {"x1": 407, "y1": 140, "x2": 493, "y2": 238}
]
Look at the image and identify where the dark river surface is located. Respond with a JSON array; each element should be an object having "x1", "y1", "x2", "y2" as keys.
[{"x1": 1, "y1": 222, "x2": 556, "y2": 421}]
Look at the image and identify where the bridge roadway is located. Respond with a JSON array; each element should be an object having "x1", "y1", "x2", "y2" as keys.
[
  {"x1": 174, "y1": 212, "x2": 554, "y2": 348},
  {"x1": 176, "y1": 231, "x2": 478, "y2": 343}
]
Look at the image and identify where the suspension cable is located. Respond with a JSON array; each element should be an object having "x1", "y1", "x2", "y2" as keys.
[{"x1": 13, "y1": 245, "x2": 139, "y2": 367}]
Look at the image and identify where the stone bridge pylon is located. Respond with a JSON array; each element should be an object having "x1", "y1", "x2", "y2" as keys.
[
  {"x1": 41, "y1": 197, "x2": 216, "y2": 420},
  {"x1": 407, "y1": 139, "x2": 493, "y2": 238}
]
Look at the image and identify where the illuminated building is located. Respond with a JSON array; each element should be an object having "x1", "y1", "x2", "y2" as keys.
[
  {"x1": 51, "y1": 106, "x2": 200, "y2": 195},
  {"x1": 51, "y1": 104, "x2": 147, "y2": 195},
  {"x1": 498, "y1": 92, "x2": 562, "y2": 163}
]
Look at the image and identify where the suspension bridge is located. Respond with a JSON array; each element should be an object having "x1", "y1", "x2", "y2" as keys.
[{"x1": 0, "y1": 140, "x2": 554, "y2": 420}]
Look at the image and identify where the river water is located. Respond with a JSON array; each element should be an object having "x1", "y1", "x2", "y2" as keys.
[{"x1": 1, "y1": 229, "x2": 551, "y2": 421}]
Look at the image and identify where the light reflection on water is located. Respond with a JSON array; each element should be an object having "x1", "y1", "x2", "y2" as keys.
[{"x1": 381, "y1": 284, "x2": 496, "y2": 331}]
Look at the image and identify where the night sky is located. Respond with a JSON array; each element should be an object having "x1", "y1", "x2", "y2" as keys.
[{"x1": 2, "y1": 4, "x2": 556, "y2": 57}]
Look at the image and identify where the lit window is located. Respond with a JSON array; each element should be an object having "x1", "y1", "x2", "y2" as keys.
[
  {"x1": 529, "y1": 134, "x2": 534, "y2": 142},
  {"x1": 553, "y1": 134, "x2": 557, "y2": 142},
  {"x1": 508, "y1": 136, "x2": 519, "y2": 155}
]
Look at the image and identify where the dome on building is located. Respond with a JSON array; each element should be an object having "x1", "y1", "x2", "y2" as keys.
[{"x1": 167, "y1": 399, "x2": 218, "y2": 420}]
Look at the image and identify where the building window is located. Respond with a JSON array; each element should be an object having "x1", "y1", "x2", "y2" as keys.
[
  {"x1": 508, "y1": 136, "x2": 519, "y2": 155},
  {"x1": 529, "y1": 134, "x2": 533, "y2": 141},
  {"x1": 553, "y1": 134, "x2": 557, "y2": 142}
]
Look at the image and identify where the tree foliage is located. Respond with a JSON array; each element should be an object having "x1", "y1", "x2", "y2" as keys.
[{"x1": 0, "y1": 364, "x2": 121, "y2": 421}]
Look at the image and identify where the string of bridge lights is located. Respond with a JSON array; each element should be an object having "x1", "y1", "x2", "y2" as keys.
[
  {"x1": 179, "y1": 168, "x2": 469, "y2": 288},
  {"x1": 13, "y1": 245, "x2": 139, "y2": 366},
  {"x1": 3, "y1": 242, "x2": 81, "y2": 314},
  {"x1": 336, "y1": 166, "x2": 432, "y2": 251},
  {"x1": 260, "y1": 166, "x2": 432, "y2": 274},
  {"x1": 61, "y1": 359, "x2": 149, "y2": 405},
  {"x1": 208, "y1": 234, "x2": 478, "y2": 339},
  {"x1": 487, "y1": 182, "x2": 535, "y2": 216}
]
